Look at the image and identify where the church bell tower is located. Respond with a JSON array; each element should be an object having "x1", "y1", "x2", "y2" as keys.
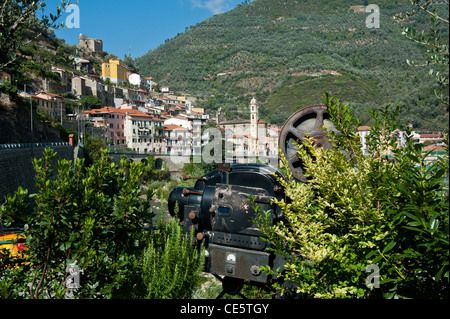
[{"x1": 250, "y1": 97, "x2": 259, "y2": 139}]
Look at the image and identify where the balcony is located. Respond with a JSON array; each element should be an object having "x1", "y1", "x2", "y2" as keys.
[{"x1": 138, "y1": 128, "x2": 151, "y2": 136}]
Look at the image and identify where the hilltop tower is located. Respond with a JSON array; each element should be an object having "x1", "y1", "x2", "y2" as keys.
[
  {"x1": 78, "y1": 33, "x2": 103, "y2": 53},
  {"x1": 250, "y1": 97, "x2": 259, "y2": 139}
]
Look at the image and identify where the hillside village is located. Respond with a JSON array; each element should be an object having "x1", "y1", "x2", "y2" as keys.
[
  {"x1": 0, "y1": 33, "x2": 286, "y2": 160},
  {"x1": 0, "y1": 32, "x2": 446, "y2": 162}
]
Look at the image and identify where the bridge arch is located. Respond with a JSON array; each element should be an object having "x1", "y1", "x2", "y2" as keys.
[
  {"x1": 155, "y1": 158, "x2": 164, "y2": 170},
  {"x1": 108, "y1": 151, "x2": 187, "y2": 172}
]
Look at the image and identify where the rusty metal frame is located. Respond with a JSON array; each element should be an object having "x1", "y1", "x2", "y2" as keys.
[{"x1": 279, "y1": 105, "x2": 335, "y2": 182}]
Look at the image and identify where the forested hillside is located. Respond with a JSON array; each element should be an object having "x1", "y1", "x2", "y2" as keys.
[{"x1": 135, "y1": 0, "x2": 449, "y2": 130}]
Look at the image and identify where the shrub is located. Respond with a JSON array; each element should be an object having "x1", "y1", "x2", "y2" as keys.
[
  {"x1": 0, "y1": 148, "x2": 154, "y2": 298},
  {"x1": 256, "y1": 95, "x2": 449, "y2": 299},
  {"x1": 141, "y1": 217, "x2": 205, "y2": 299}
]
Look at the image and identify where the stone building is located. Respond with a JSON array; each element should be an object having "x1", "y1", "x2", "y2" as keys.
[
  {"x1": 33, "y1": 91, "x2": 67, "y2": 121},
  {"x1": 78, "y1": 34, "x2": 103, "y2": 53},
  {"x1": 218, "y1": 98, "x2": 272, "y2": 158}
]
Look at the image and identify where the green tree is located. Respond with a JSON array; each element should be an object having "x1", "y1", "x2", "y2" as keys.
[
  {"x1": 0, "y1": 0, "x2": 75, "y2": 69},
  {"x1": 0, "y1": 148, "x2": 154, "y2": 298},
  {"x1": 123, "y1": 54, "x2": 138, "y2": 74},
  {"x1": 80, "y1": 95, "x2": 102, "y2": 110},
  {"x1": 83, "y1": 134, "x2": 108, "y2": 165},
  {"x1": 256, "y1": 95, "x2": 449, "y2": 299},
  {"x1": 400, "y1": 0, "x2": 449, "y2": 108}
]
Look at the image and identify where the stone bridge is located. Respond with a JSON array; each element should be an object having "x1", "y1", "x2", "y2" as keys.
[
  {"x1": 0, "y1": 144, "x2": 187, "y2": 202},
  {"x1": 108, "y1": 151, "x2": 280, "y2": 175},
  {"x1": 0, "y1": 144, "x2": 280, "y2": 201},
  {"x1": 108, "y1": 151, "x2": 187, "y2": 172}
]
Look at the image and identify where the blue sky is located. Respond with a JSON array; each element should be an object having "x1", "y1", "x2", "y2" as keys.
[{"x1": 43, "y1": 0, "x2": 244, "y2": 59}]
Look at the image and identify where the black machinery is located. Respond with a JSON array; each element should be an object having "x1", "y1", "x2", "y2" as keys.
[{"x1": 168, "y1": 105, "x2": 337, "y2": 297}]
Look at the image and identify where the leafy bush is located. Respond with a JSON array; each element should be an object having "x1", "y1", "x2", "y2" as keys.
[
  {"x1": 0, "y1": 148, "x2": 154, "y2": 298},
  {"x1": 80, "y1": 95, "x2": 102, "y2": 110},
  {"x1": 141, "y1": 217, "x2": 205, "y2": 299},
  {"x1": 256, "y1": 95, "x2": 449, "y2": 299},
  {"x1": 0, "y1": 148, "x2": 208, "y2": 299}
]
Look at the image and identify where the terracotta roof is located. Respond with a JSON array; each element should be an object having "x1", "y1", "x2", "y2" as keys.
[
  {"x1": 357, "y1": 126, "x2": 372, "y2": 131},
  {"x1": 220, "y1": 119, "x2": 250, "y2": 125},
  {"x1": 424, "y1": 144, "x2": 445, "y2": 152},
  {"x1": 35, "y1": 91, "x2": 65, "y2": 99},
  {"x1": 89, "y1": 107, "x2": 127, "y2": 114},
  {"x1": 165, "y1": 124, "x2": 189, "y2": 131},
  {"x1": 126, "y1": 109, "x2": 153, "y2": 118},
  {"x1": 88, "y1": 107, "x2": 152, "y2": 118},
  {"x1": 420, "y1": 133, "x2": 442, "y2": 138}
]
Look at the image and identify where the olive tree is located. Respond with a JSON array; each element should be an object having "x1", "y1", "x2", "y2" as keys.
[{"x1": 1, "y1": 0, "x2": 75, "y2": 69}]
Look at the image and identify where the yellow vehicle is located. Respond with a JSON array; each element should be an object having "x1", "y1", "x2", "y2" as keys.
[{"x1": 0, "y1": 230, "x2": 27, "y2": 261}]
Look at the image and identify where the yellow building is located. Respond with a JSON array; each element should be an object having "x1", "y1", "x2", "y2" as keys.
[{"x1": 101, "y1": 58, "x2": 130, "y2": 84}]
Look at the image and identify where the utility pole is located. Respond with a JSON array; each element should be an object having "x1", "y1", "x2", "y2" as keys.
[{"x1": 26, "y1": 84, "x2": 34, "y2": 158}]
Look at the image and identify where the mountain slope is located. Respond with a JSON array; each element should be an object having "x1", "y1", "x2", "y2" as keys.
[{"x1": 135, "y1": 0, "x2": 449, "y2": 130}]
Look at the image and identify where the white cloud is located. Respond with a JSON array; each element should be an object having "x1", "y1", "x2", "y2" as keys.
[{"x1": 189, "y1": 0, "x2": 234, "y2": 15}]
